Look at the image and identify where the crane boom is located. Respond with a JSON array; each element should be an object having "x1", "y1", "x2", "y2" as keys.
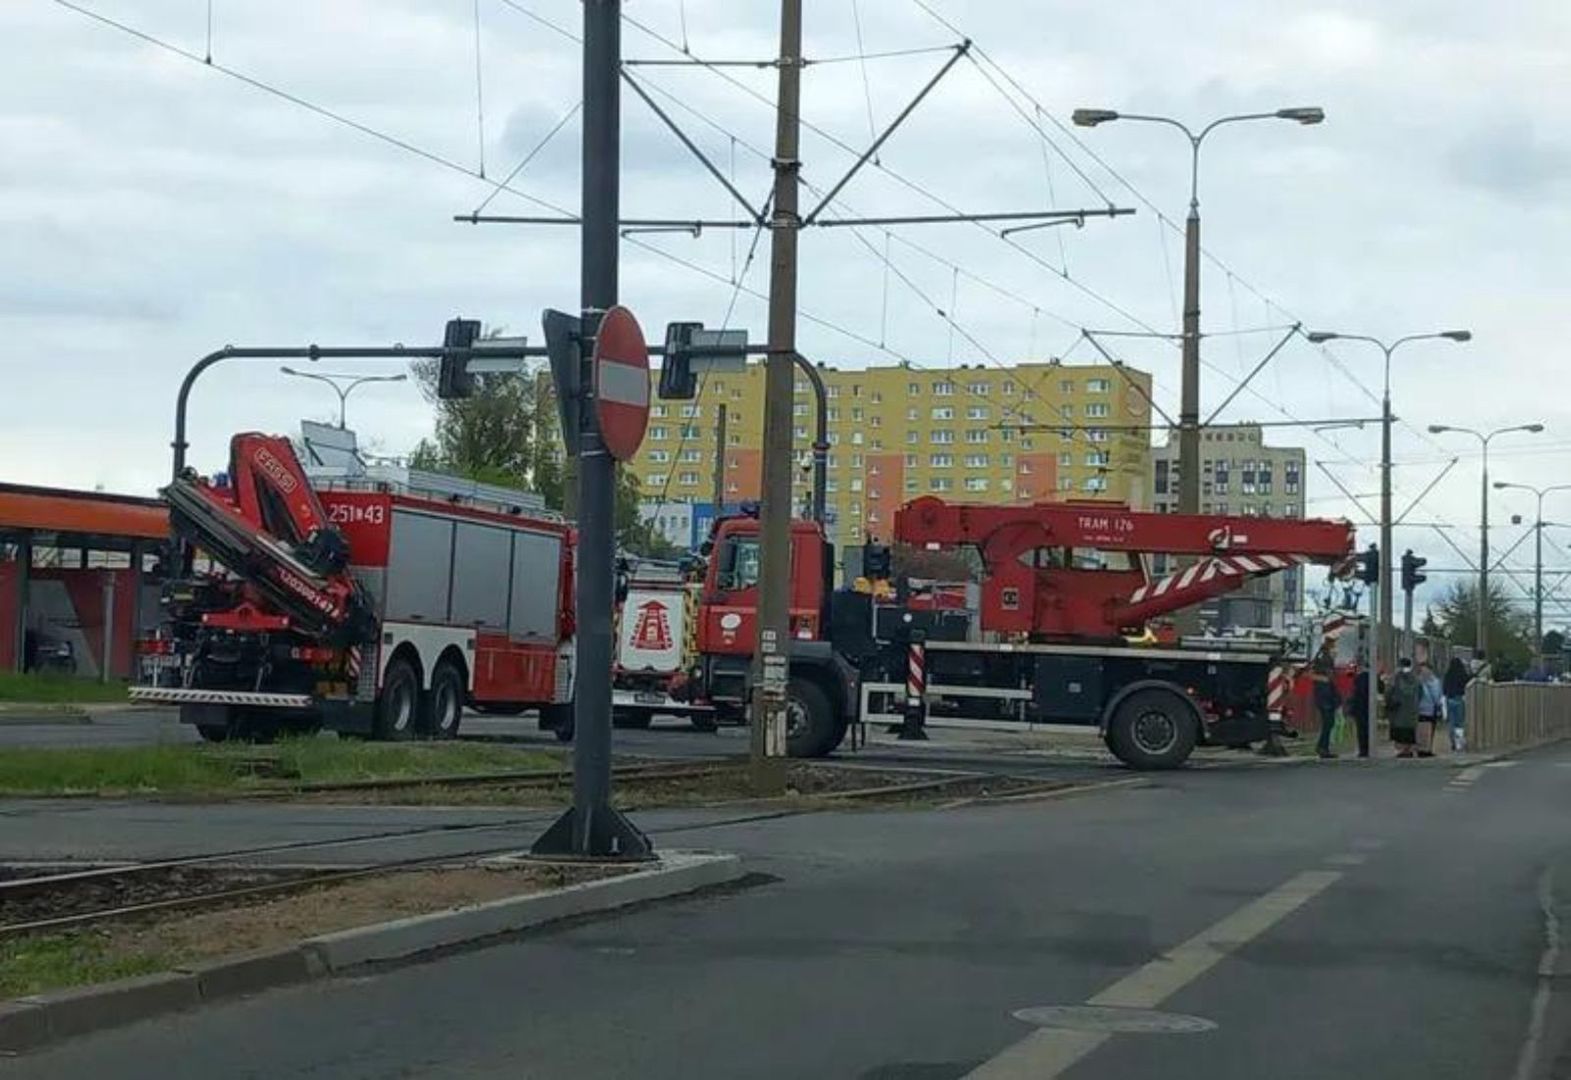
[{"x1": 893, "y1": 497, "x2": 1354, "y2": 639}]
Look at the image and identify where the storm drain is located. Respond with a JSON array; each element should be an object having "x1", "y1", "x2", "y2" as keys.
[{"x1": 1011, "y1": 1005, "x2": 1217, "y2": 1035}]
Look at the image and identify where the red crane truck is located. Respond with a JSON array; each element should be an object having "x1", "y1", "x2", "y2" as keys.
[
  {"x1": 133, "y1": 433, "x2": 576, "y2": 741},
  {"x1": 611, "y1": 498, "x2": 1355, "y2": 768}
]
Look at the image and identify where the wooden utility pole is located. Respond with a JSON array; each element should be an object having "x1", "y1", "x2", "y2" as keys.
[{"x1": 751, "y1": 0, "x2": 802, "y2": 789}]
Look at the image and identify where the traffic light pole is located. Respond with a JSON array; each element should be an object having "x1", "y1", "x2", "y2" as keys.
[{"x1": 1367, "y1": 575, "x2": 1379, "y2": 757}]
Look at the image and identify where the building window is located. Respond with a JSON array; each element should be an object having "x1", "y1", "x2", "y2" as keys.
[
  {"x1": 1002, "y1": 380, "x2": 1015, "y2": 394},
  {"x1": 793, "y1": 402, "x2": 807, "y2": 417},
  {"x1": 930, "y1": 453, "x2": 954, "y2": 467},
  {"x1": 907, "y1": 382, "x2": 920, "y2": 396},
  {"x1": 933, "y1": 381, "x2": 955, "y2": 396},
  {"x1": 651, "y1": 404, "x2": 668, "y2": 418},
  {"x1": 850, "y1": 478, "x2": 863, "y2": 492},
  {"x1": 965, "y1": 429, "x2": 989, "y2": 444},
  {"x1": 649, "y1": 426, "x2": 669, "y2": 440},
  {"x1": 999, "y1": 453, "x2": 1013, "y2": 467},
  {"x1": 1085, "y1": 403, "x2": 1110, "y2": 418},
  {"x1": 967, "y1": 406, "x2": 989, "y2": 420},
  {"x1": 1059, "y1": 403, "x2": 1074, "y2": 419},
  {"x1": 678, "y1": 472, "x2": 699, "y2": 486},
  {"x1": 904, "y1": 478, "x2": 919, "y2": 493},
  {"x1": 826, "y1": 479, "x2": 839, "y2": 494},
  {"x1": 728, "y1": 433, "x2": 742, "y2": 446},
  {"x1": 904, "y1": 453, "x2": 918, "y2": 467},
  {"x1": 1020, "y1": 461, "x2": 1033, "y2": 475},
  {"x1": 680, "y1": 424, "x2": 698, "y2": 438},
  {"x1": 931, "y1": 406, "x2": 954, "y2": 420},
  {"x1": 829, "y1": 432, "x2": 840, "y2": 445},
  {"x1": 1086, "y1": 378, "x2": 1110, "y2": 393},
  {"x1": 731, "y1": 389, "x2": 743, "y2": 400},
  {"x1": 649, "y1": 450, "x2": 671, "y2": 463},
  {"x1": 1060, "y1": 379, "x2": 1075, "y2": 393},
  {"x1": 1085, "y1": 451, "x2": 1109, "y2": 467},
  {"x1": 964, "y1": 476, "x2": 989, "y2": 492},
  {"x1": 1057, "y1": 477, "x2": 1073, "y2": 491},
  {"x1": 1284, "y1": 504, "x2": 1299, "y2": 518},
  {"x1": 907, "y1": 407, "x2": 919, "y2": 421},
  {"x1": 1086, "y1": 428, "x2": 1108, "y2": 442},
  {"x1": 1059, "y1": 451, "x2": 1073, "y2": 468},
  {"x1": 828, "y1": 454, "x2": 840, "y2": 469},
  {"x1": 852, "y1": 384, "x2": 862, "y2": 397},
  {"x1": 1083, "y1": 475, "x2": 1107, "y2": 492},
  {"x1": 870, "y1": 415, "x2": 882, "y2": 428},
  {"x1": 681, "y1": 404, "x2": 702, "y2": 418},
  {"x1": 851, "y1": 453, "x2": 864, "y2": 467},
  {"x1": 679, "y1": 449, "x2": 701, "y2": 463},
  {"x1": 828, "y1": 407, "x2": 841, "y2": 422},
  {"x1": 967, "y1": 382, "x2": 988, "y2": 396},
  {"x1": 965, "y1": 453, "x2": 988, "y2": 468},
  {"x1": 932, "y1": 430, "x2": 955, "y2": 444},
  {"x1": 646, "y1": 472, "x2": 667, "y2": 486},
  {"x1": 1000, "y1": 428, "x2": 1015, "y2": 443},
  {"x1": 852, "y1": 407, "x2": 864, "y2": 422},
  {"x1": 795, "y1": 425, "x2": 808, "y2": 439},
  {"x1": 827, "y1": 385, "x2": 841, "y2": 398},
  {"x1": 712, "y1": 380, "x2": 725, "y2": 393},
  {"x1": 871, "y1": 390, "x2": 883, "y2": 403},
  {"x1": 906, "y1": 431, "x2": 919, "y2": 445},
  {"x1": 930, "y1": 476, "x2": 954, "y2": 492},
  {"x1": 851, "y1": 432, "x2": 864, "y2": 445},
  {"x1": 1216, "y1": 501, "x2": 1228, "y2": 514}
]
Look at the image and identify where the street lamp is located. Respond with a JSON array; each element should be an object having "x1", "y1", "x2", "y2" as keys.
[
  {"x1": 279, "y1": 367, "x2": 408, "y2": 429},
  {"x1": 1492, "y1": 480, "x2": 1571, "y2": 657},
  {"x1": 1301, "y1": 330, "x2": 1471, "y2": 676},
  {"x1": 1428, "y1": 422, "x2": 1546, "y2": 659},
  {"x1": 1070, "y1": 105, "x2": 1324, "y2": 522}
]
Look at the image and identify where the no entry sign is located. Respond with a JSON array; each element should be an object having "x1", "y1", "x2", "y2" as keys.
[{"x1": 592, "y1": 305, "x2": 650, "y2": 462}]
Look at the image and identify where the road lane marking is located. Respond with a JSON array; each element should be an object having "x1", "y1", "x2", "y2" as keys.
[
  {"x1": 966, "y1": 869, "x2": 1342, "y2": 1078},
  {"x1": 1456, "y1": 765, "x2": 1488, "y2": 784},
  {"x1": 1325, "y1": 853, "x2": 1367, "y2": 866},
  {"x1": 1485, "y1": 761, "x2": 1520, "y2": 769},
  {"x1": 1514, "y1": 867, "x2": 1560, "y2": 1080}
]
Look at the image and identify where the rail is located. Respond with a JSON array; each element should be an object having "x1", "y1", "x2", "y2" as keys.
[{"x1": 1463, "y1": 681, "x2": 1571, "y2": 752}]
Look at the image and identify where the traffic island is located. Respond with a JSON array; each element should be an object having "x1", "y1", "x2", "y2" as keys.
[{"x1": 0, "y1": 850, "x2": 742, "y2": 1053}]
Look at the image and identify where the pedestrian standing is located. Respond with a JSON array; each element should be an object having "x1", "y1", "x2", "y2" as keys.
[
  {"x1": 1385, "y1": 657, "x2": 1421, "y2": 758},
  {"x1": 1442, "y1": 656, "x2": 1469, "y2": 752},
  {"x1": 1310, "y1": 638, "x2": 1342, "y2": 760},
  {"x1": 1415, "y1": 660, "x2": 1444, "y2": 758},
  {"x1": 1347, "y1": 661, "x2": 1372, "y2": 758}
]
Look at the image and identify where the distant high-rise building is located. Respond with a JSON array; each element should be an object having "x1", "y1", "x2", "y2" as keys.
[
  {"x1": 1149, "y1": 422, "x2": 1308, "y2": 632},
  {"x1": 630, "y1": 359, "x2": 1155, "y2": 566}
]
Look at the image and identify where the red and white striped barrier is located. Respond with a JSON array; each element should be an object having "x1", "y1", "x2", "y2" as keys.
[{"x1": 907, "y1": 641, "x2": 926, "y2": 707}]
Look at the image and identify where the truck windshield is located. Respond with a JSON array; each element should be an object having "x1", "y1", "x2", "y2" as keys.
[{"x1": 717, "y1": 537, "x2": 762, "y2": 591}]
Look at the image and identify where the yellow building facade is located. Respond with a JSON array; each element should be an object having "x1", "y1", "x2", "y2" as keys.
[{"x1": 633, "y1": 360, "x2": 1154, "y2": 547}]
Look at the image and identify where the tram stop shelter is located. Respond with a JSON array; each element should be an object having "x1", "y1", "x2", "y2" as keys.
[{"x1": 0, "y1": 482, "x2": 168, "y2": 679}]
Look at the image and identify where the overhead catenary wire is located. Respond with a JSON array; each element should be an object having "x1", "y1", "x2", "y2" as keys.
[
  {"x1": 469, "y1": 99, "x2": 582, "y2": 218},
  {"x1": 52, "y1": 0, "x2": 577, "y2": 219}
]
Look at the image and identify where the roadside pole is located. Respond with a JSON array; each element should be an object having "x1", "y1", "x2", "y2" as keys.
[
  {"x1": 531, "y1": 0, "x2": 651, "y2": 859},
  {"x1": 1367, "y1": 578, "x2": 1379, "y2": 757},
  {"x1": 750, "y1": 0, "x2": 802, "y2": 791},
  {"x1": 712, "y1": 402, "x2": 728, "y2": 510}
]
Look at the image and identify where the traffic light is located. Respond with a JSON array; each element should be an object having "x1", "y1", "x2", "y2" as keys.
[
  {"x1": 1357, "y1": 543, "x2": 1380, "y2": 585},
  {"x1": 437, "y1": 317, "x2": 481, "y2": 400},
  {"x1": 659, "y1": 321, "x2": 702, "y2": 400},
  {"x1": 1401, "y1": 549, "x2": 1428, "y2": 592}
]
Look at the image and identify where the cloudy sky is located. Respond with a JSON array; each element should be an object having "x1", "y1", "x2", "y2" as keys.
[{"x1": 3, "y1": 0, "x2": 1567, "y2": 615}]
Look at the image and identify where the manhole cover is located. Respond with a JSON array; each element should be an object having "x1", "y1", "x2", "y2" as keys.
[{"x1": 1012, "y1": 1005, "x2": 1217, "y2": 1035}]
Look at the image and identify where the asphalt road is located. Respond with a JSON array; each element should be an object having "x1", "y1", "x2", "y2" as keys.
[{"x1": 10, "y1": 740, "x2": 1571, "y2": 1079}]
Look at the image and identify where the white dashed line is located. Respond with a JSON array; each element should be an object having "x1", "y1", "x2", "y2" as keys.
[{"x1": 966, "y1": 869, "x2": 1342, "y2": 1078}]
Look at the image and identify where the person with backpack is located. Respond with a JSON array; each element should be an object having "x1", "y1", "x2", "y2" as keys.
[
  {"x1": 1310, "y1": 638, "x2": 1343, "y2": 759},
  {"x1": 1386, "y1": 657, "x2": 1421, "y2": 757},
  {"x1": 1442, "y1": 656, "x2": 1470, "y2": 752}
]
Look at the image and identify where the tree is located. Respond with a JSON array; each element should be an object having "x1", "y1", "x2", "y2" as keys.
[
  {"x1": 1543, "y1": 629, "x2": 1566, "y2": 657},
  {"x1": 408, "y1": 357, "x2": 674, "y2": 555},
  {"x1": 1426, "y1": 579, "x2": 1535, "y2": 670}
]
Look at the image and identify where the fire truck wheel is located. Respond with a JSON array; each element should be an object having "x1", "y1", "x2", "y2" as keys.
[
  {"x1": 195, "y1": 723, "x2": 230, "y2": 743},
  {"x1": 426, "y1": 662, "x2": 465, "y2": 740},
  {"x1": 612, "y1": 708, "x2": 653, "y2": 730},
  {"x1": 1105, "y1": 689, "x2": 1197, "y2": 770},
  {"x1": 689, "y1": 714, "x2": 719, "y2": 733},
  {"x1": 375, "y1": 656, "x2": 421, "y2": 741},
  {"x1": 541, "y1": 704, "x2": 575, "y2": 742},
  {"x1": 784, "y1": 678, "x2": 837, "y2": 758}
]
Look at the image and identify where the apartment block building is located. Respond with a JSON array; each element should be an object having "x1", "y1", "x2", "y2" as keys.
[
  {"x1": 631, "y1": 359, "x2": 1154, "y2": 554},
  {"x1": 1149, "y1": 423, "x2": 1308, "y2": 631}
]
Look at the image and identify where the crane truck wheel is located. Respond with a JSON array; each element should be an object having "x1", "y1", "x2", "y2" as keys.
[
  {"x1": 540, "y1": 703, "x2": 574, "y2": 742},
  {"x1": 375, "y1": 656, "x2": 421, "y2": 742},
  {"x1": 784, "y1": 677, "x2": 839, "y2": 758},
  {"x1": 425, "y1": 661, "x2": 465, "y2": 740},
  {"x1": 1105, "y1": 689, "x2": 1198, "y2": 770}
]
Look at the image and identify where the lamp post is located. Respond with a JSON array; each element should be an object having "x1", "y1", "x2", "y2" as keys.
[
  {"x1": 1072, "y1": 106, "x2": 1323, "y2": 519},
  {"x1": 1428, "y1": 423, "x2": 1545, "y2": 659},
  {"x1": 279, "y1": 367, "x2": 408, "y2": 429},
  {"x1": 1302, "y1": 330, "x2": 1471, "y2": 678},
  {"x1": 1492, "y1": 480, "x2": 1571, "y2": 658}
]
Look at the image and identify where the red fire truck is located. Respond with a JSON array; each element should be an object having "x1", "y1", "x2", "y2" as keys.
[{"x1": 133, "y1": 433, "x2": 575, "y2": 742}]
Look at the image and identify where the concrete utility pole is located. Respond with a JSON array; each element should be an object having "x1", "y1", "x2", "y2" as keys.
[
  {"x1": 1493, "y1": 481, "x2": 1571, "y2": 660},
  {"x1": 751, "y1": 0, "x2": 803, "y2": 787},
  {"x1": 1429, "y1": 422, "x2": 1545, "y2": 664},
  {"x1": 712, "y1": 402, "x2": 728, "y2": 510},
  {"x1": 1304, "y1": 330, "x2": 1469, "y2": 680}
]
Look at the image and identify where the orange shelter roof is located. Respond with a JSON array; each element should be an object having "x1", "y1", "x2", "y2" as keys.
[{"x1": 0, "y1": 483, "x2": 167, "y2": 541}]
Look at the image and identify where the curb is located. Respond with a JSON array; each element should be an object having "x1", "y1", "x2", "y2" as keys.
[
  {"x1": 0, "y1": 706, "x2": 90, "y2": 725},
  {"x1": 0, "y1": 850, "x2": 742, "y2": 1055}
]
